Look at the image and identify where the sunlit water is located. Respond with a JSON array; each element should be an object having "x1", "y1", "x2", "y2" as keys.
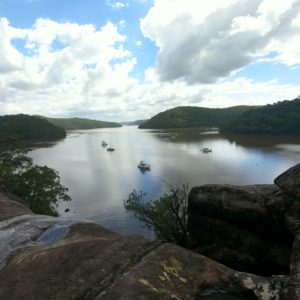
[{"x1": 28, "y1": 126, "x2": 300, "y2": 236}]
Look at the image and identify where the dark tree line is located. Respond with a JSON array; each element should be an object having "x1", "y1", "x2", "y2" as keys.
[
  {"x1": 0, "y1": 114, "x2": 66, "y2": 141},
  {"x1": 139, "y1": 106, "x2": 253, "y2": 129},
  {"x1": 222, "y1": 98, "x2": 300, "y2": 134}
]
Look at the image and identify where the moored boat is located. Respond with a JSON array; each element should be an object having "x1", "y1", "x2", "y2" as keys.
[
  {"x1": 202, "y1": 147, "x2": 212, "y2": 153},
  {"x1": 137, "y1": 161, "x2": 151, "y2": 170}
]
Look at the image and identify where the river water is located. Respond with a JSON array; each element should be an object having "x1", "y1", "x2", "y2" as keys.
[{"x1": 28, "y1": 126, "x2": 300, "y2": 236}]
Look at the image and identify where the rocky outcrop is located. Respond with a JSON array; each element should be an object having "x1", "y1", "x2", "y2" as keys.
[
  {"x1": 2, "y1": 163, "x2": 300, "y2": 299},
  {"x1": 0, "y1": 190, "x2": 285, "y2": 300},
  {"x1": 282, "y1": 228, "x2": 300, "y2": 299},
  {"x1": 189, "y1": 164, "x2": 300, "y2": 299},
  {"x1": 188, "y1": 184, "x2": 296, "y2": 275},
  {"x1": 275, "y1": 163, "x2": 300, "y2": 200},
  {"x1": 0, "y1": 188, "x2": 31, "y2": 221}
]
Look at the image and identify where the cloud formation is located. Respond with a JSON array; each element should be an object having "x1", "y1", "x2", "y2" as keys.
[
  {"x1": 0, "y1": 1, "x2": 300, "y2": 121},
  {"x1": 141, "y1": 0, "x2": 300, "y2": 84},
  {"x1": 0, "y1": 18, "x2": 138, "y2": 118}
]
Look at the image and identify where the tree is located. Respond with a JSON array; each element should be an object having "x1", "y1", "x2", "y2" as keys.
[
  {"x1": 0, "y1": 151, "x2": 71, "y2": 216},
  {"x1": 124, "y1": 184, "x2": 189, "y2": 247}
]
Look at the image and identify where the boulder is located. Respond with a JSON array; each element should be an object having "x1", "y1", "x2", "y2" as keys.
[
  {"x1": 188, "y1": 184, "x2": 296, "y2": 275},
  {"x1": 275, "y1": 163, "x2": 300, "y2": 200}
]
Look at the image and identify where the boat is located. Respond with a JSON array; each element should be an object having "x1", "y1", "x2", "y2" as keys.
[
  {"x1": 107, "y1": 147, "x2": 115, "y2": 152},
  {"x1": 101, "y1": 141, "x2": 108, "y2": 147},
  {"x1": 137, "y1": 161, "x2": 151, "y2": 170},
  {"x1": 202, "y1": 147, "x2": 212, "y2": 153}
]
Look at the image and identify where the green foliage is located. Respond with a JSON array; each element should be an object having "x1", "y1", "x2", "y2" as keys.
[
  {"x1": 124, "y1": 184, "x2": 189, "y2": 246},
  {"x1": 0, "y1": 151, "x2": 71, "y2": 216},
  {"x1": 41, "y1": 116, "x2": 122, "y2": 130},
  {"x1": 0, "y1": 114, "x2": 66, "y2": 141},
  {"x1": 121, "y1": 119, "x2": 148, "y2": 126},
  {"x1": 139, "y1": 106, "x2": 253, "y2": 129},
  {"x1": 222, "y1": 98, "x2": 300, "y2": 134}
]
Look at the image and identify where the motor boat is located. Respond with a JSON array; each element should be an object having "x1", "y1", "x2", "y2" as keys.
[
  {"x1": 137, "y1": 161, "x2": 151, "y2": 170},
  {"x1": 202, "y1": 147, "x2": 212, "y2": 153},
  {"x1": 101, "y1": 141, "x2": 108, "y2": 147}
]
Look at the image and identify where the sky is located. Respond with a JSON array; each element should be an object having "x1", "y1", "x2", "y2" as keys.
[{"x1": 0, "y1": 0, "x2": 300, "y2": 121}]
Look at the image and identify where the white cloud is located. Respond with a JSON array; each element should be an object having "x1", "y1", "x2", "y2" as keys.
[
  {"x1": 0, "y1": 18, "x2": 137, "y2": 118},
  {"x1": 0, "y1": 18, "x2": 24, "y2": 73},
  {"x1": 135, "y1": 40, "x2": 142, "y2": 47},
  {"x1": 0, "y1": 15, "x2": 299, "y2": 122},
  {"x1": 118, "y1": 20, "x2": 126, "y2": 28},
  {"x1": 106, "y1": 0, "x2": 129, "y2": 9},
  {"x1": 141, "y1": 0, "x2": 300, "y2": 84}
]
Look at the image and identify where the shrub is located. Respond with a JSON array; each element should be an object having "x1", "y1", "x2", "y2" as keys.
[
  {"x1": 124, "y1": 184, "x2": 189, "y2": 247},
  {"x1": 0, "y1": 151, "x2": 71, "y2": 216}
]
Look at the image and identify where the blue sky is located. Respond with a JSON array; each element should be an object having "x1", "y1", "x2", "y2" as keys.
[{"x1": 0, "y1": 0, "x2": 300, "y2": 121}]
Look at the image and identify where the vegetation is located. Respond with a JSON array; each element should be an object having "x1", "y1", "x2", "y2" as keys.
[
  {"x1": 222, "y1": 98, "x2": 300, "y2": 134},
  {"x1": 0, "y1": 114, "x2": 66, "y2": 141},
  {"x1": 139, "y1": 106, "x2": 253, "y2": 129},
  {"x1": 0, "y1": 151, "x2": 71, "y2": 216},
  {"x1": 124, "y1": 184, "x2": 189, "y2": 247},
  {"x1": 121, "y1": 119, "x2": 148, "y2": 126},
  {"x1": 41, "y1": 116, "x2": 122, "y2": 130}
]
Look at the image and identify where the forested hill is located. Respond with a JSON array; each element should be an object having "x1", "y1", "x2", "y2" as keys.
[
  {"x1": 139, "y1": 106, "x2": 252, "y2": 129},
  {"x1": 0, "y1": 114, "x2": 66, "y2": 141},
  {"x1": 42, "y1": 116, "x2": 122, "y2": 130},
  {"x1": 222, "y1": 98, "x2": 300, "y2": 134},
  {"x1": 121, "y1": 119, "x2": 148, "y2": 126}
]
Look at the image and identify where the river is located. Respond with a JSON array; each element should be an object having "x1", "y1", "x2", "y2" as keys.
[{"x1": 28, "y1": 126, "x2": 300, "y2": 236}]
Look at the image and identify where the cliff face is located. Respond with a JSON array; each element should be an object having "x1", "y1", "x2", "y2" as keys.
[{"x1": 0, "y1": 190, "x2": 285, "y2": 299}]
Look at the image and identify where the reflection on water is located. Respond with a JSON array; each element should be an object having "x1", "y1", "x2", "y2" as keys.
[{"x1": 28, "y1": 126, "x2": 300, "y2": 236}]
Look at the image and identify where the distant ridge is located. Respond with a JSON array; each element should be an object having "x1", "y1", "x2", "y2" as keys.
[
  {"x1": 121, "y1": 119, "x2": 148, "y2": 126},
  {"x1": 39, "y1": 116, "x2": 122, "y2": 130},
  {"x1": 139, "y1": 106, "x2": 253, "y2": 129}
]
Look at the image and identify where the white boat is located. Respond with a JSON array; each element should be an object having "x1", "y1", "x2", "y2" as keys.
[
  {"x1": 137, "y1": 161, "x2": 151, "y2": 170},
  {"x1": 101, "y1": 141, "x2": 108, "y2": 147},
  {"x1": 202, "y1": 147, "x2": 212, "y2": 153}
]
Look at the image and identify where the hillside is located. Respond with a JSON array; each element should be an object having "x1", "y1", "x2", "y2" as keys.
[
  {"x1": 0, "y1": 114, "x2": 66, "y2": 142},
  {"x1": 139, "y1": 106, "x2": 252, "y2": 129},
  {"x1": 41, "y1": 117, "x2": 122, "y2": 130},
  {"x1": 121, "y1": 119, "x2": 148, "y2": 126},
  {"x1": 222, "y1": 98, "x2": 300, "y2": 134}
]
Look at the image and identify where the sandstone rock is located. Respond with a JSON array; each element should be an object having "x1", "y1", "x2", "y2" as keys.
[
  {"x1": 97, "y1": 243, "x2": 283, "y2": 300},
  {"x1": 0, "y1": 190, "x2": 31, "y2": 221},
  {"x1": 282, "y1": 228, "x2": 300, "y2": 299},
  {"x1": 275, "y1": 163, "x2": 300, "y2": 200},
  {"x1": 0, "y1": 214, "x2": 284, "y2": 300},
  {"x1": 188, "y1": 184, "x2": 295, "y2": 275},
  {"x1": 0, "y1": 220, "x2": 159, "y2": 300}
]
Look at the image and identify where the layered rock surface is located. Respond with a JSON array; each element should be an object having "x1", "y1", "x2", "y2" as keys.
[{"x1": 0, "y1": 191, "x2": 284, "y2": 300}]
